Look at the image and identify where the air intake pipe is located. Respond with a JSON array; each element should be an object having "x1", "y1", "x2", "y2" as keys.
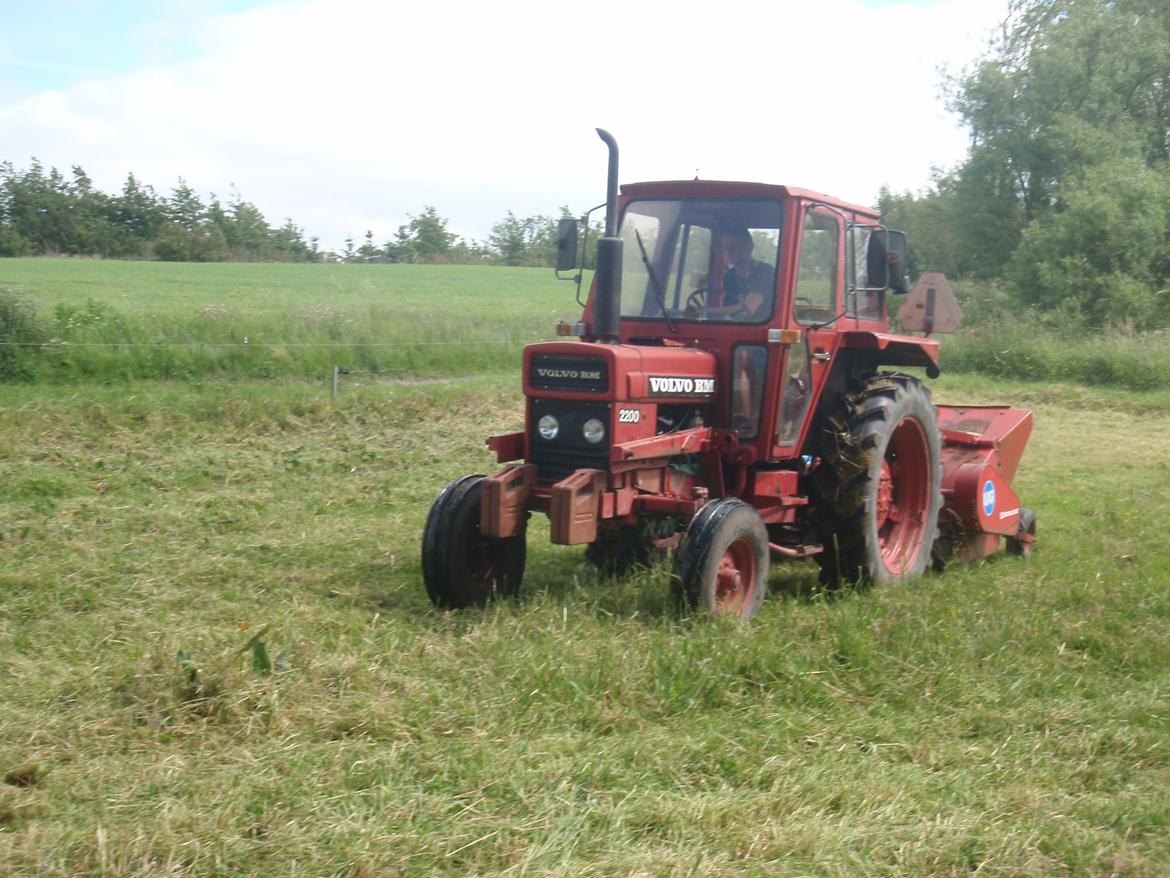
[{"x1": 593, "y1": 128, "x2": 622, "y2": 342}]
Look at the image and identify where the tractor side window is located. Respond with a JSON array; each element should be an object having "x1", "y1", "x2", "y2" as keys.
[
  {"x1": 794, "y1": 211, "x2": 839, "y2": 325},
  {"x1": 731, "y1": 344, "x2": 767, "y2": 439},
  {"x1": 846, "y1": 225, "x2": 882, "y2": 320}
]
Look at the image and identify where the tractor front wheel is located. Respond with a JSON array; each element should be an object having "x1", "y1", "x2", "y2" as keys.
[
  {"x1": 674, "y1": 499, "x2": 770, "y2": 619},
  {"x1": 810, "y1": 373, "x2": 943, "y2": 587},
  {"x1": 421, "y1": 474, "x2": 526, "y2": 609}
]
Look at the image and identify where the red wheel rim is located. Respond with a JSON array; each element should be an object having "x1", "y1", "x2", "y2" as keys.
[
  {"x1": 876, "y1": 416, "x2": 930, "y2": 576},
  {"x1": 714, "y1": 537, "x2": 758, "y2": 615}
]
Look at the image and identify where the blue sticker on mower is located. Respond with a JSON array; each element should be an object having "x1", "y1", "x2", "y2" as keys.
[{"x1": 982, "y1": 479, "x2": 996, "y2": 517}]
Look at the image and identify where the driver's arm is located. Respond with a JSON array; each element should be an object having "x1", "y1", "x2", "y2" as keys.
[{"x1": 706, "y1": 289, "x2": 766, "y2": 318}]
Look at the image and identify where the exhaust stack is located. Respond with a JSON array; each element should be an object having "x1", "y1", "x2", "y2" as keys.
[{"x1": 593, "y1": 128, "x2": 622, "y2": 342}]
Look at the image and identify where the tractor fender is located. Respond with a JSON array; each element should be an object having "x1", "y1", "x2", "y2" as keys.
[{"x1": 838, "y1": 331, "x2": 941, "y2": 376}]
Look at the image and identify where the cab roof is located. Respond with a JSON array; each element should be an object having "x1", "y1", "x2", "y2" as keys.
[{"x1": 620, "y1": 180, "x2": 880, "y2": 223}]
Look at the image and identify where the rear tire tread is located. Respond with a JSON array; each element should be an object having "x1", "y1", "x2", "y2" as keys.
[{"x1": 808, "y1": 373, "x2": 943, "y2": 588}]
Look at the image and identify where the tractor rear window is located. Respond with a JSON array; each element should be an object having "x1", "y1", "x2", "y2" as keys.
[{"x1": 618, "y1": 199, "x2": 783, "y2": 325}]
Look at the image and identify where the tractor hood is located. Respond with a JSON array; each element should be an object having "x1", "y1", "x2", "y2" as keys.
[{"x1": 523, "y1": 341, "x2": 717, "y2": 403}]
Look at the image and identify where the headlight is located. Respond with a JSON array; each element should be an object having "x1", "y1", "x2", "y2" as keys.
[
  {"x1": 537, "y1": 414, "x2": 559, "y2": 440},
  {"x1": 582, "y1": 418, "x2": 605, "y2": 444}
]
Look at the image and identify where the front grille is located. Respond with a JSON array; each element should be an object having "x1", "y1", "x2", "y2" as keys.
[
  {"x1": 530, "y1": 399, "x2": 611, "y2": 483},
  {"x1": 529, "y1": 354, "x2": 608, "y2": 393}
]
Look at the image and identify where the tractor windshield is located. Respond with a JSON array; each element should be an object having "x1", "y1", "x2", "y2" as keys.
[{"x1": 618, "y1": 199, "x2": 783, "y2": 325}]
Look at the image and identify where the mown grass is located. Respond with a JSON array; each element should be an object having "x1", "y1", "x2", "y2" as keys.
[
  {"x1": 4, "y1": 259, "x2": 1170, "y2": 392},
  {"x1": 1, "y1": 373, "x2": 1168, "y2": 876}
]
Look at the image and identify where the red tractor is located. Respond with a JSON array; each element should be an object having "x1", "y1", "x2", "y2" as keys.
[{"x1": 422, "y1": 130, "x2": 1035, "y2": 618}]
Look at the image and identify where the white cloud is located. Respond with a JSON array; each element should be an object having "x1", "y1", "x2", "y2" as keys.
[{"x1": 0, "y1": 0, "x2": 1008, "y2": 248}]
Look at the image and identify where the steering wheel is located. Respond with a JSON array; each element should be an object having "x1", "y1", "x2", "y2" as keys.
[{"x1": 685, "y1": 288, "x2": 707, "y2": 312}]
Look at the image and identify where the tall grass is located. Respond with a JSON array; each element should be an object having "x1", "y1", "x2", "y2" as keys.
[
  {"x1": 939, "y1": 280, "x2": 1170, "y2": 390},
  {"x1": 941, "y1": 319, "x2": 1170, "y2": 391},
  {"x1": 0, "y1": 260, "x2": 586, "y2": 382},
  {"x1": 3, "y1": 259, "x2": 1169, "y2": 390}
]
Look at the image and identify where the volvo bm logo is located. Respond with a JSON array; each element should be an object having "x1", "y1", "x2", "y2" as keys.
[
  {"x1": 536, "y1": 368, "x2": 603, "y2": 381},
  {"x1": 649, "y1": 376, "x2": 715, "y2": 395}
]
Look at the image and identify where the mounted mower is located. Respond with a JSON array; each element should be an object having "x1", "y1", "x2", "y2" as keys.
[{"x1": 421, "y1": 130, "x2": 1035, "y2": 618}]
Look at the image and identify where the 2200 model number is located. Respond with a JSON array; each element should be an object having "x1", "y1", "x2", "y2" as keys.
[{"x1": 618, "y1": 408, "x2": 641, "y2": 424}]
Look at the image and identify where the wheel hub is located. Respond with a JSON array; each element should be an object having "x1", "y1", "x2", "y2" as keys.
[{"x1": 714, "y1": 538, "x2": 757, "y2": 613}]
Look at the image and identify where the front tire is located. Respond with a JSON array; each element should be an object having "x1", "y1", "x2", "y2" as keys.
[
  {"x1": 674, "y1": 499, "x2": 770, "y2": 619},
  {"x1": 810, "y1": 373, "x2": 943, "y2": 587},
  {"x1": 421, "y1": 474, "x2": 526, "y2": 609}
]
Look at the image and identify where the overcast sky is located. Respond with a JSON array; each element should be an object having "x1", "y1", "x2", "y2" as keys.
[{"x1": 0, "y1": 0, "x2": 1009, "y2": 251}]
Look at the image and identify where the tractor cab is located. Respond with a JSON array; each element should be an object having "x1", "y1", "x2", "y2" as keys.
[{"x1": 566, "y1": 180, "x2": 930, "y2": 462}]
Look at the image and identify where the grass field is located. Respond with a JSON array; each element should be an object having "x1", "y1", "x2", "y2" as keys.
[
  {"x1": 2, "y1": 260, "x2": 1169, "y2": 876},
  {"x1": 0, "y1": 260, "x2": 582, "y2": 382},
  {"x1": 3, "y1": 258, "x2": 1170, "y2": 390}
]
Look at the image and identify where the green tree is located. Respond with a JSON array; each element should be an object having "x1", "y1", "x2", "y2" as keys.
[
  {"x1": 877, "y1": 182, "x2": 967, "y2": 277},
  {"x1": 227, "y1": 198, "x2": 272, "y2": 258},
  {"x1": 1006, "y1": 157, "x2": 1170, "y2": 327},
  {"x1": 109, "y1": 173, "x2": 165, "y2": 256},
  {"x1": 357, "y1": 229, "x2": 382, "y2": 262},
  {"x1": 487, "y1": 207, "x2": 581, "y2": 267},
  {"x1": 890, "y1": 0, "x2": 1170, "y2": 324},
  {"x1": 167, "y1": 178, "x2": 205, "y2": 231},
  {"x1": 487, "y1": 211, "x2": 533, "y2": 266},
  {"x1": 394, "y1": 206, "x2": 455, "y2": 263}
]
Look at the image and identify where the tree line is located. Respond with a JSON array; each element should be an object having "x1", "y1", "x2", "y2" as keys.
[
  {"x1": 346, "y1": 206, "x2": 599, "y2": 267},
  {"x1": 0, "y1": 161, "x2": 319, "y2": 263},
  {"x1": 883, "y1": 0, "x2": 1170, "y2": 329},
  {"x1": 0, "y1": 161, "x2": 595, "y2": 268}
]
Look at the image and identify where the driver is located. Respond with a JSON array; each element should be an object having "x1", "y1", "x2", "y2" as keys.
[{"x1": 710, "y1": 226, "x2": 774, "y2": 319}]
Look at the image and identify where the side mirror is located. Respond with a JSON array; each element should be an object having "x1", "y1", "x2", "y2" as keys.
[
  {"x1": 867, "y1": 228, "x2": 909, "y2": 293},
  {"x1": 555, "y1": 218, "x2": 579, "y2": 273}
]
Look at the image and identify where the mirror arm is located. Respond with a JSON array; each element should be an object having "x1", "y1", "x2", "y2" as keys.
[{"x1": 574, "y1": 201, "x2": 607, "y2": 308}]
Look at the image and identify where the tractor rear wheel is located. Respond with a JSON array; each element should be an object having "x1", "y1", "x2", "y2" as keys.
[
  {"x1": 810, "y1": 373, "x2": 943, "y2": 587},
  {"x1": 674, "y1": 499, "x2": 770, "y2": 619},
  {"x1": 421, "y1": 474, "x2": 526, "y2": 609}
]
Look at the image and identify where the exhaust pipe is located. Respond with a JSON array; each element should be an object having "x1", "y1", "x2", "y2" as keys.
[{"x1": 593, "y1": 128, "x2": 622, "y2": 342}]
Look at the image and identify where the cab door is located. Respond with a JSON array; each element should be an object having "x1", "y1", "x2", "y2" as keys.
[{"x1": 772, "y1": 206, "x2": 843, "y2": 452}]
